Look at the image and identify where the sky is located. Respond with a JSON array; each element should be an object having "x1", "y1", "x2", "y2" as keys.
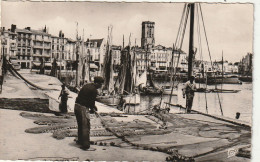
[{"x1": 1, "y1": 1, "x2": 253, "y2": 62}]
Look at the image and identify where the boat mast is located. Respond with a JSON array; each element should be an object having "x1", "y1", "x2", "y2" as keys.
[
  {"x1": 221, "y1": 50, "x2": 224, "y2": 90},
  {"x1": 188, "y1": 3, "x2": 195, "y2": 79},
  {"x1": 75, "y1": 22, "x2": 79, "y2": 87}
]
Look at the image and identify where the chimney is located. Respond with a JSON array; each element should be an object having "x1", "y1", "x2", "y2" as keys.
[{"x1": 11, "y1": 24, "x2": 16, "y2": 32}]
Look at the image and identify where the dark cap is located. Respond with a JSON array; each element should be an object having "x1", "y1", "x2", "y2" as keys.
[
  {"x1": 94, "y1": 76, "x2": 104, "y2": 84},
  {"x1": 190, "y1": 76, "x2": 195, "y2": 80}
]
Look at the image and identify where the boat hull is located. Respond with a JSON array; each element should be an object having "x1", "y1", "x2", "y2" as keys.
[
  {"x1": 139, "y1": 86, "x2": 163, "y2": 96},
  {"x1": 123, "y1": 94, "x2": 140, "y2": 105},
  {"x1": 96, "y1": 95, "x2": 121, "y2": 106},
  {"x1": 239, "y1": 76, "x2": 252, "y2": 82},
  {"x1": 195, "y1": 77, "x2": 242, "y2": 84}
]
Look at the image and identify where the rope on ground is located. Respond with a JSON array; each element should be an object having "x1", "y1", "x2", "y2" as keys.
[
  {"x1": 166, "y1": 103, "x2": 251, "y2": 129},
  {"x1": 19, "y1": 156, "x2": 79, "y2": 161}
]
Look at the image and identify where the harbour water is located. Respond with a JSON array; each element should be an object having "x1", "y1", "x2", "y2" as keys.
[{"x1": 125, "y1": 82, "x2": 252, "y2": 124}]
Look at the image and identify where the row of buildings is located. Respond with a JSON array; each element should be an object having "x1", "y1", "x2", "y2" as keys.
[
  {"x1": 2, "y1": 22, "x2": 250, "y2": 77},
  {"x1": 0, "y1": 24, "x2": 105, "y2": 71},
  {"x1": 0, "y1": 22, "x2": 188, "y2": 75}
]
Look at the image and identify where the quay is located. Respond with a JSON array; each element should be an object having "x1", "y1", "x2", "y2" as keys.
[{"x1": 0, "y1": 71, "x2": 251, "y2": 161}]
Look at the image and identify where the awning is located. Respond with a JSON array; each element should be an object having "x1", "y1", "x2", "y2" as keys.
[
  {"x1": 90, "y1": 63, "x2": 98, "y2": 69},
  {"x1": 32, "y1": 62, "x2": 41, "y2": 66},
  {"x1": 45, "y1": 62, "x2": 52, "y2": 67}
]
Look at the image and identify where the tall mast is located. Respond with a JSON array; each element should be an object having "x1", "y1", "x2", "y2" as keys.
[
  {"x1": 221, "y1": 50, "x2": 224, "y2": 89},
  {"x1": 188, "y1": 3, "x2": 195, "y2": 79},
  {"x1": 75, "y1": 22, "x2": 79, "y2": 87}
]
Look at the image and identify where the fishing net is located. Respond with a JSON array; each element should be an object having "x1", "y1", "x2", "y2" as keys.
[{"x1": 20, "y1": 111, "x2": 251, "y2": 160}]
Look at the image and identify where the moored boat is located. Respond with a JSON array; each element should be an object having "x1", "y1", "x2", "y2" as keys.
[
  {"x1": 96, "y1": 95, "x2": 121, "y2": 106},
  {"x1": 162, "y1": 86, "x2": 178, "y2": 95},
  {"x1": 123, "y1": 93, "x2": 141, "y2": 105}
]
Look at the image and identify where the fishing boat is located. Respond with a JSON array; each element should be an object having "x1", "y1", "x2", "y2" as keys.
[
  {"x1": 96, "y1": 26, "x2": 120, "y2": 106},
  {"x1": 140, "y1": 74, "x2": 163, "y2": 96},
  {"x1": 239, "y1": 76, "x2": 252, "y2": 82},
  {"x1": 195, "y1": 72, "x2": 242, "y2": 84},
  {"x1": 162, "y1": 85, "x2": 178, "y2": 95},
  {"x1": 114, "y1": 42, "x2": 141, "y2": 105},
  {"x1": 139, "y1": 45, "x2": 164, "y2": 96}
]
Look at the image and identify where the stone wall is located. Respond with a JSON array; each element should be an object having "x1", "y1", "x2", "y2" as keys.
[{"x1": 0, "y1": 98, "x2": 51, "y2": 113}]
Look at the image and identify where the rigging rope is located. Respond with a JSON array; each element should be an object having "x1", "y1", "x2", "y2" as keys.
[
  {"x1": 175, "y1": 3, "x2": 188, "y2": 49},
  {"x1": 196, "y1": 3, "x2": 208, "y2": 114},
  {"x1": 168, "y1": 3, "x2": 190, "y2": 105},
  {"x1": 199, "y1": 3, "x2": 223, "y2": 116}
]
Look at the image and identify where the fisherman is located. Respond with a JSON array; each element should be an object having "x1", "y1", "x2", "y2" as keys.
[
  {"x1": 182, "y1": 76, "x2": 196, "y2": 113},
  {"x1": 58, "y1": 83, "x2": 69, "y2": 113},
  {"x1": 74, "y1": 76, "x2": 104, "y2": 150}
]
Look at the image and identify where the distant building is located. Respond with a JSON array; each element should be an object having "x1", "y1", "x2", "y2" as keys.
[
  {"x1": 111, "y1": 45, "x2": 121, "y2": 65},
  {"x1": 9, "y1": 25, "x2": 32, "y2": 69},
  {"x1": 51, "y1": 30, "x2": 67, "y2": 70},
  {"x1": 239, "y1": 53, "x2": 253, "y2": 75},
  {"x1": 30, "y1": 26, "x2": 52, "y2": 69},
  {"x1": 151, "y1": 45, "x2": 187, "y2": 73},
  {"x1": 65, "y1": 38, "x2": 76, "y2": 70},
  {"x1": 135, "y1": 47, "x2": 151, "y2": 74},
  {"x1": 141, "y1": 21, "x2": 155, "y2": 50},
  {"x1": 85, "y1": 38, "x2": 105, "y2": 71},
  {"x1": 1, "y1": 27, "x2": 13, "y2": 60},
  {"x1": 150, "y1": 45, "x2": 171, "y2": 73}
]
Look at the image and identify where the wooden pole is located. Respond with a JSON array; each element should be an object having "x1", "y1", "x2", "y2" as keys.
[
  {"x1": 188, "y1": 3, "x2": 195, "y2": 80},
  {"x1": 75, "y1": 22, "x2": 79, "y2": 87}
]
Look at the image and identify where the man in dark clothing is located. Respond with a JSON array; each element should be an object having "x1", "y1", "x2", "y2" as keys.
[
  {"x1": 74, "y1": 76, "x2": 104, "y2": 150},
  {"x1": 182, "y1": 76, "x2": 196, "y2": 113},
  {"x1": 58, "y1": 84, "x2": 69, "y2": 113}
]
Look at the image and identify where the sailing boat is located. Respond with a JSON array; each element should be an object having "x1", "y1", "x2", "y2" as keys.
[
  {"x1": 195, "y1": 52, "x2": 241, "y2": 93},
  {"x1": 115, "y1": 38, "x2": 140, "y2": 105},
  {"x1": 195, "y1": 55, "x2": 241, "y2": 85},
  {"x1": 139, "y1": 45, "x2": 164, "y2": 96},
  {"x1": 96, "y1": 26, "x2": 121, "y2": 106}
]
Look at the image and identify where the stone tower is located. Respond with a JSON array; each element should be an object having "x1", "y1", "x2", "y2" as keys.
[{"x1": 141, "y1": 21, "x2": 155, "y2": 50}]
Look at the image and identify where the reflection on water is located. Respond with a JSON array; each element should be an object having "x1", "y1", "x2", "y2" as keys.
[{"x1": 125, "y1": 82, "x2": 252, "y2": 124}]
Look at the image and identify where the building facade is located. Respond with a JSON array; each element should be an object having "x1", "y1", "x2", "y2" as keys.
[
  {"x1": 239, "y1": 53, "x2": 253, "y2": 75},
  {"x1": 135, "y1": 47, "x2": 151, "y2": 74},
  {"x1": 51, "y1": 31, "x2": 67, "y2": 70},
  {"x1": 9, "y1": 25, "x2": 32, "y2": 69},
  {"x1": 30, "y1": 27, "x2": 52, "y2": 69},
  {"x1": 85, "y1": 38, "x2": 105, "y2": 71}
]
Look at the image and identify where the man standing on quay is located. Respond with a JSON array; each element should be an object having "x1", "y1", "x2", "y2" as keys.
[
  {"x1": 182, "y1": 76, "x2": 196, "y2": 113},
  {"x1": 58, "y1": 84, "x2": 69, "y2": 113},
  {"x1": 74, "y1": 76, "x2": 104, "y2": 150}
]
